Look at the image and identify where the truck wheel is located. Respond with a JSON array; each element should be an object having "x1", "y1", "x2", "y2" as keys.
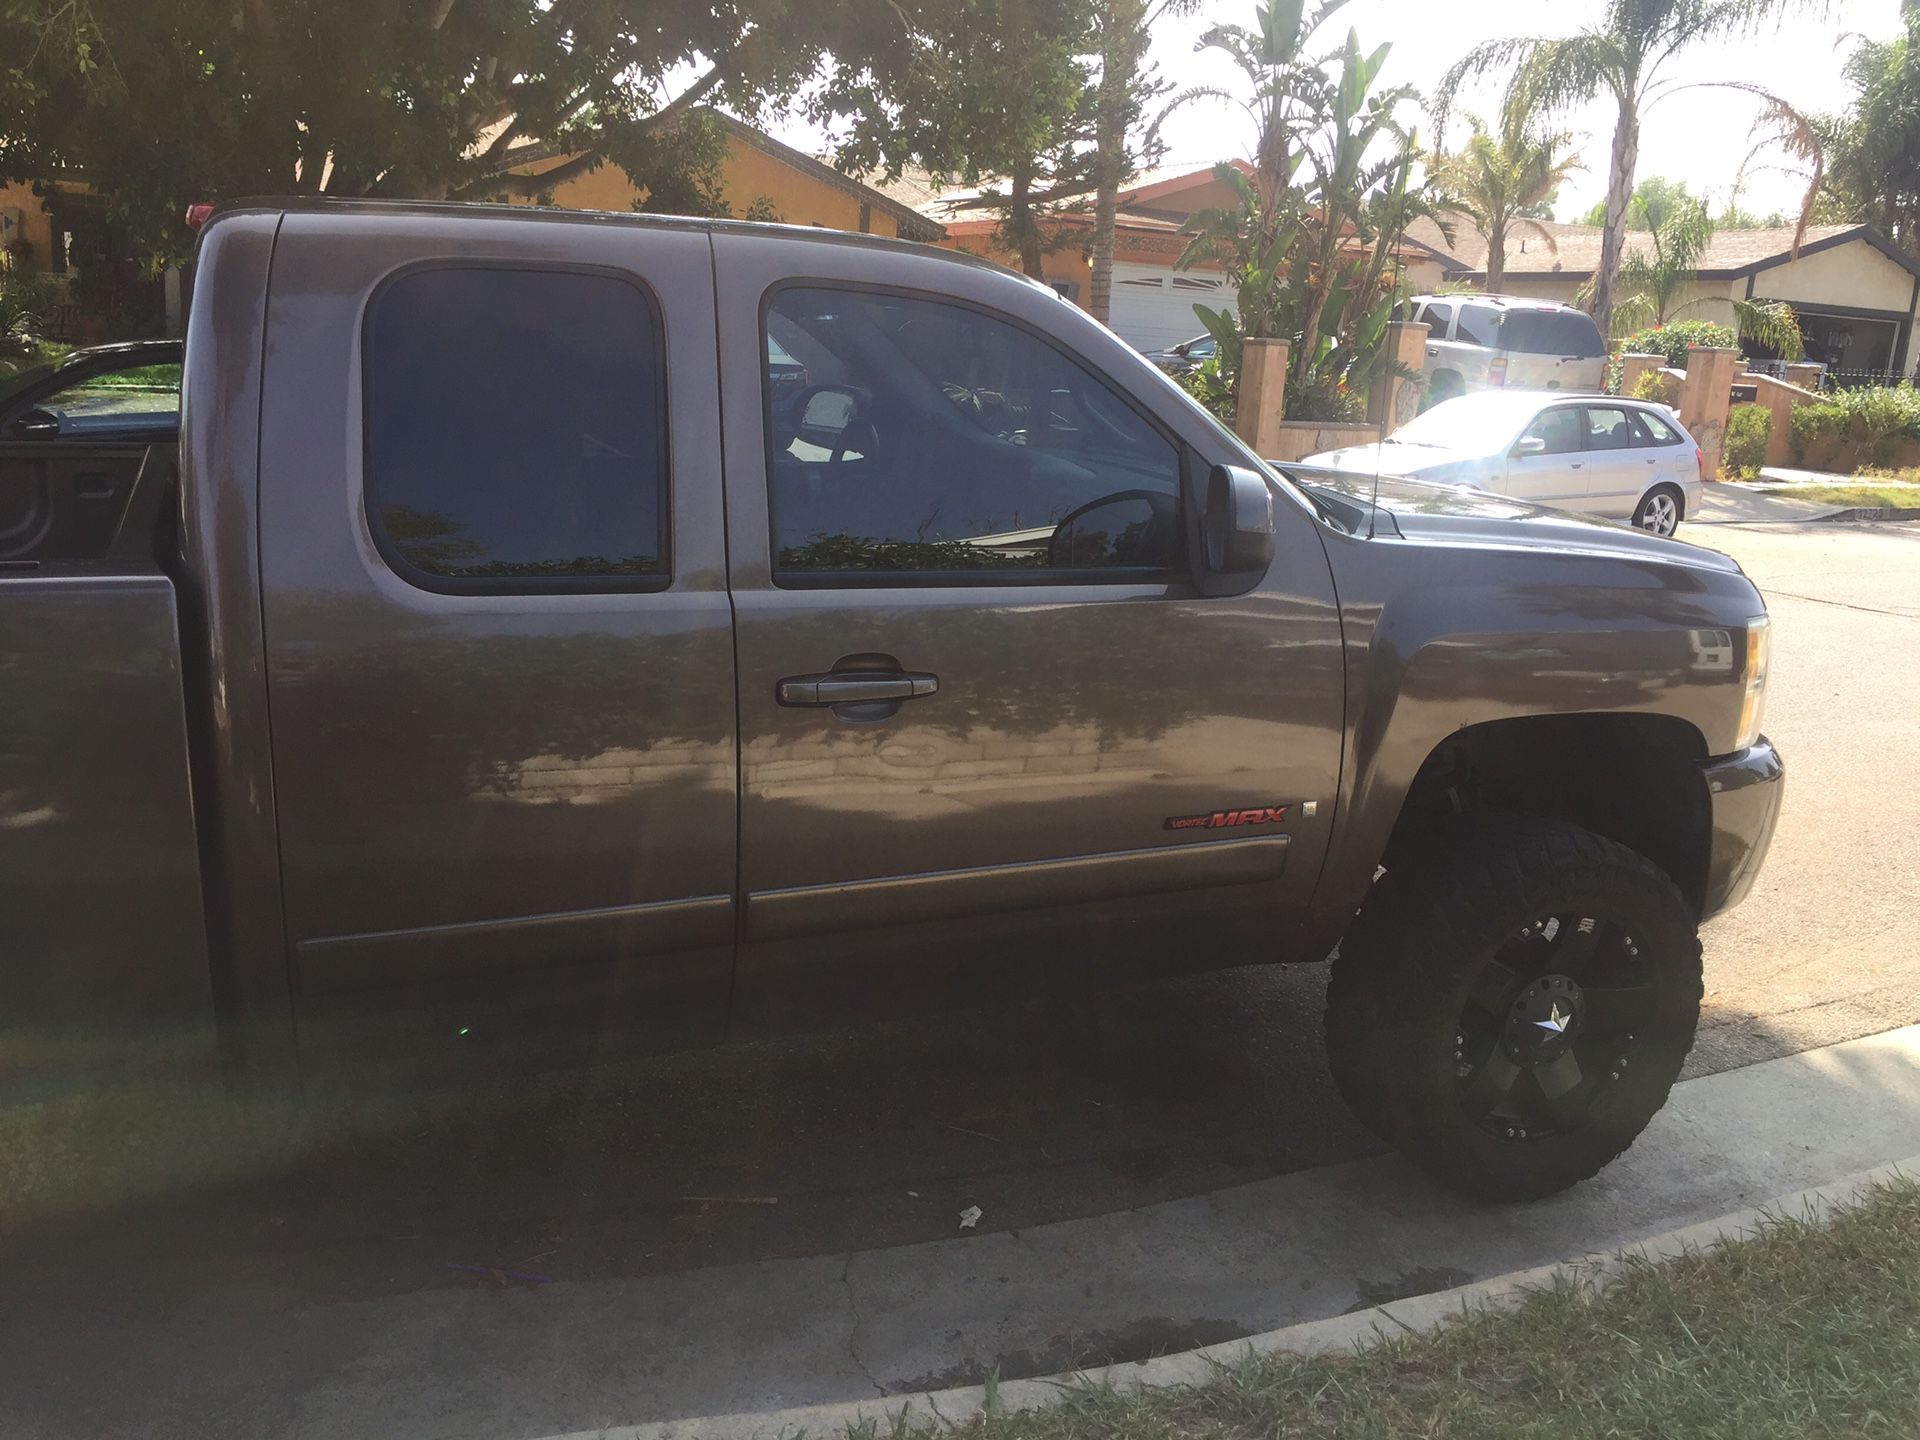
[{"x1": 1323, "y1": 817, "x2": 1702, "y2": 1201}]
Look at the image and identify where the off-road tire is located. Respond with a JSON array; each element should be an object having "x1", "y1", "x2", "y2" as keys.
[{"x1": 1324, "y1": 816, "x2": 1703, "y2": 1201}]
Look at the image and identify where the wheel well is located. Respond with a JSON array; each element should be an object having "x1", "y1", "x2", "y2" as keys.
[
  {"x1": 1385, "y1": 714, "x2": 1713, "y2": 914},
  {"x1": 1642, "y1": 481, "x2": 1686, "y2": 518}
]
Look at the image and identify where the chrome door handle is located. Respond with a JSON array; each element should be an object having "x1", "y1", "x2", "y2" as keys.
[{"x1": 777, "y1": 672, "x2": 939, "y2": 706}]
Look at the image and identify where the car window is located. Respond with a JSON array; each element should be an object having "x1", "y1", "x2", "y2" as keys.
[
  {"x1": 1454, "y1": 303, "x2": 1502, "y2": 348},
  {"x1": 1421, "y1": 301, "x2": 1454, "y2": 338},
  {"x1": 1517, "y1": 406, "x2": 1583, "y2": 457},
  {"x1": 16, "y1": 357, "x2": 181, "y2": 437},
  {"x1": 1633, "y1": 409, "x2": 1680, "y2": 445},
  {"x1": 1189, "y1": 336, "x2": 1217, "y2": 359},
  {"x1": 1583, "y1": 406, "x2": 1640, "y2": 450},
  {"x1": 763, "y1": 286, "x2": 1182, "y2": 580},
  {"x1": 1500, "y1": 310, "x2": 1607, "y2": 358},
  {"x1": 363, "y1": 267, "x2": 668, "y2": 592}
]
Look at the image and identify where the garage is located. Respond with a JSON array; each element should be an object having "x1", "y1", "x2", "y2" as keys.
[{"x1": 1106, "y1": 261, "x2": 1236, "y2": 352}]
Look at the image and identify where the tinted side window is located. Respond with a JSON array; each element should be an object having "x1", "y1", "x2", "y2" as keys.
[
  {"x1": 764, "y1": 286, "x2": 1182, "y2": 580},
  {"x1": 1583, "y1": 406, "x2": 1638, "y2": 450},
  {"x1": 1633, "y1": 409, "x2": 1680, "y2": 445},
  {"x1": 1422, "y1": 301, "x2": 1454, "y2": 338},
  {"x1": 364, "y1": 267, "x2": 667, "y2": 592},
  {"x1": 1518, "y1": 407, "x2": 1583, "y2": 456},
  {"x1": 1455, "y1": 304, "x2": 1502, "y2": 348}
]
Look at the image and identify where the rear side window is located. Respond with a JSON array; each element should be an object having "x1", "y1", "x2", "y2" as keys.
[
  {"x1": 363, "y1": 267, "x2": 668, "y2": 593},
  {"x1": 1422, "y1": 301, "x2": 1454, "y2": 337},
  {"x1": 1454, "y1": 303, "x2": 1502, "y2": 347},
  {"x1": 1583, "y1": 406, "x2": 1639, "y2": 450},
  {"x1": 1633, "y1": 409, "x2": 1680, "y2": 444},
  {"x1": 1501, "y1": 310, "x2": 1608, "y2": 358}
]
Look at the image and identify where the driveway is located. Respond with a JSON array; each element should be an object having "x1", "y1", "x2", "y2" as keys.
[{"x1": 3, "y1": 518, "x2": 1916, "y2": 1439}]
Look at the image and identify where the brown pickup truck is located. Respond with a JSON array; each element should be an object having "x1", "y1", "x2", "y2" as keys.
[{"x1": 1, "y1": 201, "x2": 1783, "y2": 1200}]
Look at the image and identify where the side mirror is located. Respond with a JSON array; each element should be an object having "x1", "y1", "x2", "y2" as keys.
[
  {"x1": 1514, "y1": 435, "x2": 1547, "y2": 457},
  {"x1": 11, "y1": 408, "x2": 61, "y2": 440},
  {"x1": 1197, "y1": 463, "x2": 1274, "y2": 593}
]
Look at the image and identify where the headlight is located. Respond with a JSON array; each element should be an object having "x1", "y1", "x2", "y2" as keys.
[{"x1": 1735, "y1": 615, "x2": 1770, "y2": 750}]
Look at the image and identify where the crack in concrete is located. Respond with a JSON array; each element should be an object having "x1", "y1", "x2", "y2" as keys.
[{"x1": 840, "y1": 1252, "x2": 888, "y2": 1399}]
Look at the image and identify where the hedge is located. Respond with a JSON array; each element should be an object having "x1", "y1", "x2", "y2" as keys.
[
  {"x1": 1788, "y1": 384, "x2": 1920, "y2": 469},
  {"x1": 1722, "y1": 403, "x2": 1771, "y2": 478},
  {"x1": 1617, "y1": 320, "x2": 1738, "y2": 369}
]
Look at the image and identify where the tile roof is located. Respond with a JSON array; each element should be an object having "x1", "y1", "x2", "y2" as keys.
[{"x1": 1405, "y1": 212, "x2": 1894, "y2": 280}]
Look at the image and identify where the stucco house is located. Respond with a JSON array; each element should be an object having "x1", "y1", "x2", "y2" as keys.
[{"x1": 1407, "y1": 216, "x2": 1920, "y2": 380}]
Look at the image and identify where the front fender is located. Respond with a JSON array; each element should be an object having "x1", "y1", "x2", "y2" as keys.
[{"x1": 1308, "y1": 529, "x2": 1764, "y2": 939}]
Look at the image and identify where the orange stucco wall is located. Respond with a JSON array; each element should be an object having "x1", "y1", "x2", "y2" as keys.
[
  {"x1": 0, "y1": 179, "x2": 58, "y2": 268},
  {"x1": 508, "y1": 134, "x2": 905, "y2": 237}
]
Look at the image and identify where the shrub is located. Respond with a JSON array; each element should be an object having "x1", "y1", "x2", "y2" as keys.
[
  {"x1": 1722, "y1": 403, "x2": 1771, "y2": 478},
  {"x1": 1618, "y1": 320, "x2": 1738, "y2": 369},
  {"x1": 1177, "y1": 357, "x2": 1236, "y2": 422},
  {"x1": 1787, "y1": 384, "x2": 1920, "y2": 469},
  {"x1": 1631, "y1": 368, "x2": 1682, "y2": 407}
]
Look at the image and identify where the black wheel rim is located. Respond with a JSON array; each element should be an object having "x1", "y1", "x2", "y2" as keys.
[{"x1": 1452, "y1": 912, "x2": 1658, "y2": 1140}]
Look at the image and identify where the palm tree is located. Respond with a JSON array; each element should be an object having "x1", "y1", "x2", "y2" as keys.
[
  {"x1": 1439, "y1": 0, "x2": 1827, "y2": 336},
  {"x1": 1604, "y1": 191, "x2": 1805, "y2": 357},
  {"x1": 1433, "y1": 113, "x2": 1582, "y2": 293}
]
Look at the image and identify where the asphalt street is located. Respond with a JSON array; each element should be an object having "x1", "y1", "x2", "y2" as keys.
[{"x1": 4, "y1": 514, "x2": 1916, "y2": 1439}]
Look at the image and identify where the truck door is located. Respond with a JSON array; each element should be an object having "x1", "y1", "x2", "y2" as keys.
[
  {"x1": 256, "y1": 214, "x2": 736, "y2": 1045},
  {"x1": 711, "y1": 234, "x2": 1346, "y2": 1025}
]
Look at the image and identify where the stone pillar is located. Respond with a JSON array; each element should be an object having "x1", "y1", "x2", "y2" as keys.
[
  {"x1": 1784, "y1": 361, "x2": 1825, "y2": 393},
  {"x1": 1618, "y1": 352, "x2": 1664, "y2": 397},
  {"x1": 1367, "y1": 321, "x2": 1430, "y2": 435},
  {"x1": 1680, "y1": 345, "x2": 1741, "y2": 480},
  {"x1": 1235, "y1": 337, "x2": 1291, "y2": 458}
]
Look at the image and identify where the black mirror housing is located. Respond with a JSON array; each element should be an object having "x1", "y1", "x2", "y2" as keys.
[{"x1": 1195, "y1": 463, "x2": 1275, "y2": 593}]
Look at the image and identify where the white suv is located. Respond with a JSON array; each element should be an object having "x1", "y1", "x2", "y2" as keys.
[{"x1": 1403, "y1": 295, "x2": 1609, "y2": 407}]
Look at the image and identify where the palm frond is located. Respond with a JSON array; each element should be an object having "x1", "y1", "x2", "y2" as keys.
[{"x1": 1680, "y1": 80, "x2": 1825, "y2": 252}]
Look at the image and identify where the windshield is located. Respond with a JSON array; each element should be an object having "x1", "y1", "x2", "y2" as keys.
[{"x1": 1386, "y1": 394, "x2": 1535, "y2": 451}]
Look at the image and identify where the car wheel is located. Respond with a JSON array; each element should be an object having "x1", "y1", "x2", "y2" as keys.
[
  {"x1": 1632, "y1": 485, "x2": 1683, "y2": 536},
  {"x1": 1323, "y1": 816, "x2": 1702, "y2": 1201}
]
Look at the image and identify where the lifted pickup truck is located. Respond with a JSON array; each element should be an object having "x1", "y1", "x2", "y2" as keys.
[{"x1": 2, "y1": 202, "x2": 1783, "y2": 1200}]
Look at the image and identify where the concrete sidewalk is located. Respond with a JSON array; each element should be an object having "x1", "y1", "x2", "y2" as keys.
[{"x1": 13, "y1": 1025, "x2": 1920, "y2": 1440}]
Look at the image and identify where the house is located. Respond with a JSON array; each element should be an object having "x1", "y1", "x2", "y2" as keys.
[
  {"x1": 927, "y1": 164, "x2": 1246, "y2": 351},
  {"x1": 1408, "y1": 217, "x2": 1920, "y2": 379},
  {"x1": 495, "y1": 112, "x2": 945, "y2": 244}
]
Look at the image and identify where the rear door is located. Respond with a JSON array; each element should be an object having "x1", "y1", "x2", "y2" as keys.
[
  {"x1": 1503, "y1": 404, "x2": 1590, "y2": 506},
  {"x1": 712, "y1": 234, "x2": 1346, "y2": 1026},
  {"x1": 1578, "y1": 403, "x2": 1647, "y2": 517},
  {"x1": 256, "y1": 213, "x2": 737, "y2": 1043}
]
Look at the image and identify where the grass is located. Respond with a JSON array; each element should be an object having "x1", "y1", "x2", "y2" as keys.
[
  {"x1": 855, "y1": 1176, "x2": 1920, "y2": 1440},
  {"x1": 1778, "y1": 484, "x2": 1920, "y2": 512}
]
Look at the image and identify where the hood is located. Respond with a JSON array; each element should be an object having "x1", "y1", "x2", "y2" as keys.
[{"x1": 1294, "y1": 472, "x2": 1742, "y2": 574}]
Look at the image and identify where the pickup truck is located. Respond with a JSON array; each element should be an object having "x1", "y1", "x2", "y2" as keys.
[{"x1": 3, "y1": 201, "x2": 1783, "y2": 1201}]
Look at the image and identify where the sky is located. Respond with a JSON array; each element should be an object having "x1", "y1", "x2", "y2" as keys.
[{"x1": 769, "y1": 0, "x2": 1903, "y2": 225}]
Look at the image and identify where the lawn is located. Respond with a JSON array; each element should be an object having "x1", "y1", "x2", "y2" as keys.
[
  {"x1": 875, "y1": 1177, "x2": 1920, "y2": 1440},
  {"x1": 1779, "y1": 483, "x2": 1920, "y2": 512}
]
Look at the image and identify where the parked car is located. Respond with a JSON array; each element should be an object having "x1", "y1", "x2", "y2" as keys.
[
  {"x1": 5, "y1": 200, "x2": 1782, "y2": 1203},
  {"x1": 1303, "y1": 390, "x2": 1705, "y2": 536},
  {"x1": 1142, "y1": 332, "x2": 1217, "y2": 376},
  {"x1": 1401, "y1": 294, "x2": 1609, "y2": 406},
  {"x1": 0, "y1": 339, "x2": 182, "y2": 562}
]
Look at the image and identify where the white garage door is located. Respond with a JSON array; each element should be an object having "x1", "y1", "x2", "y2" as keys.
[{"x1": 1107, "y1": 263, "x2": 1236, "y2": 351}]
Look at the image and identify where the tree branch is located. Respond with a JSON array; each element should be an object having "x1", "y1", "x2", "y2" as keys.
[{"x1": 453, "y1": 145, "x2": 606, "y2": 200}]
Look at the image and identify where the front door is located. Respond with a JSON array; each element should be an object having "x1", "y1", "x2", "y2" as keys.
[
  {"x1": 256, "y1": 214, "x2": 737, "y2": 1044},
  {"x1": 1504, "y1": 403, "x2": 1590, "y2": 507},
  {"x1": 712, "y1": 234, "x2": 1346, "y2": 1026}
]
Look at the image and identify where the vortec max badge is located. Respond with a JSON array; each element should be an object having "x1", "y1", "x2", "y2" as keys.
[{"x1": 1164, "y1": 805, "x2": 1289, "y2": 831}]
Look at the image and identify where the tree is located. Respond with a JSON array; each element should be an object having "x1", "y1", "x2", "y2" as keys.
[
  {"x1": 816, "y1": 0, "x2": 1101, "y2": 280},
  {"x1": 1440, "y1": 0, "x2": 1827, "y2": 337},
  {"x1": 0, "y1": 0, "x2": 911, "y2": 262},
  {"x1": 1434, "y1": 113, "x2": 1581, "y2": 292},
  {"x1": 1085, "y1": 0, "x2": 1199, "y2": 324},
  {"x1": 1819, "y1": 1, "x2": 1920, "y2": 255},
  {"x1": 1580, "y1": 175, "x2": 1697, "y2": 228},
  {"x1": 1176, "y1": 7, "x2": 1432, "y2": 412}
]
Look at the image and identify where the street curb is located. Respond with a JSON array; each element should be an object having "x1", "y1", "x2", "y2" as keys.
[
  {"x1": 1815, "y1": 506, "x2": 1920, "y2": 524},
  {"x1": 529, "y1": 1153, "x2": 1920, "y2": 1440}
]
